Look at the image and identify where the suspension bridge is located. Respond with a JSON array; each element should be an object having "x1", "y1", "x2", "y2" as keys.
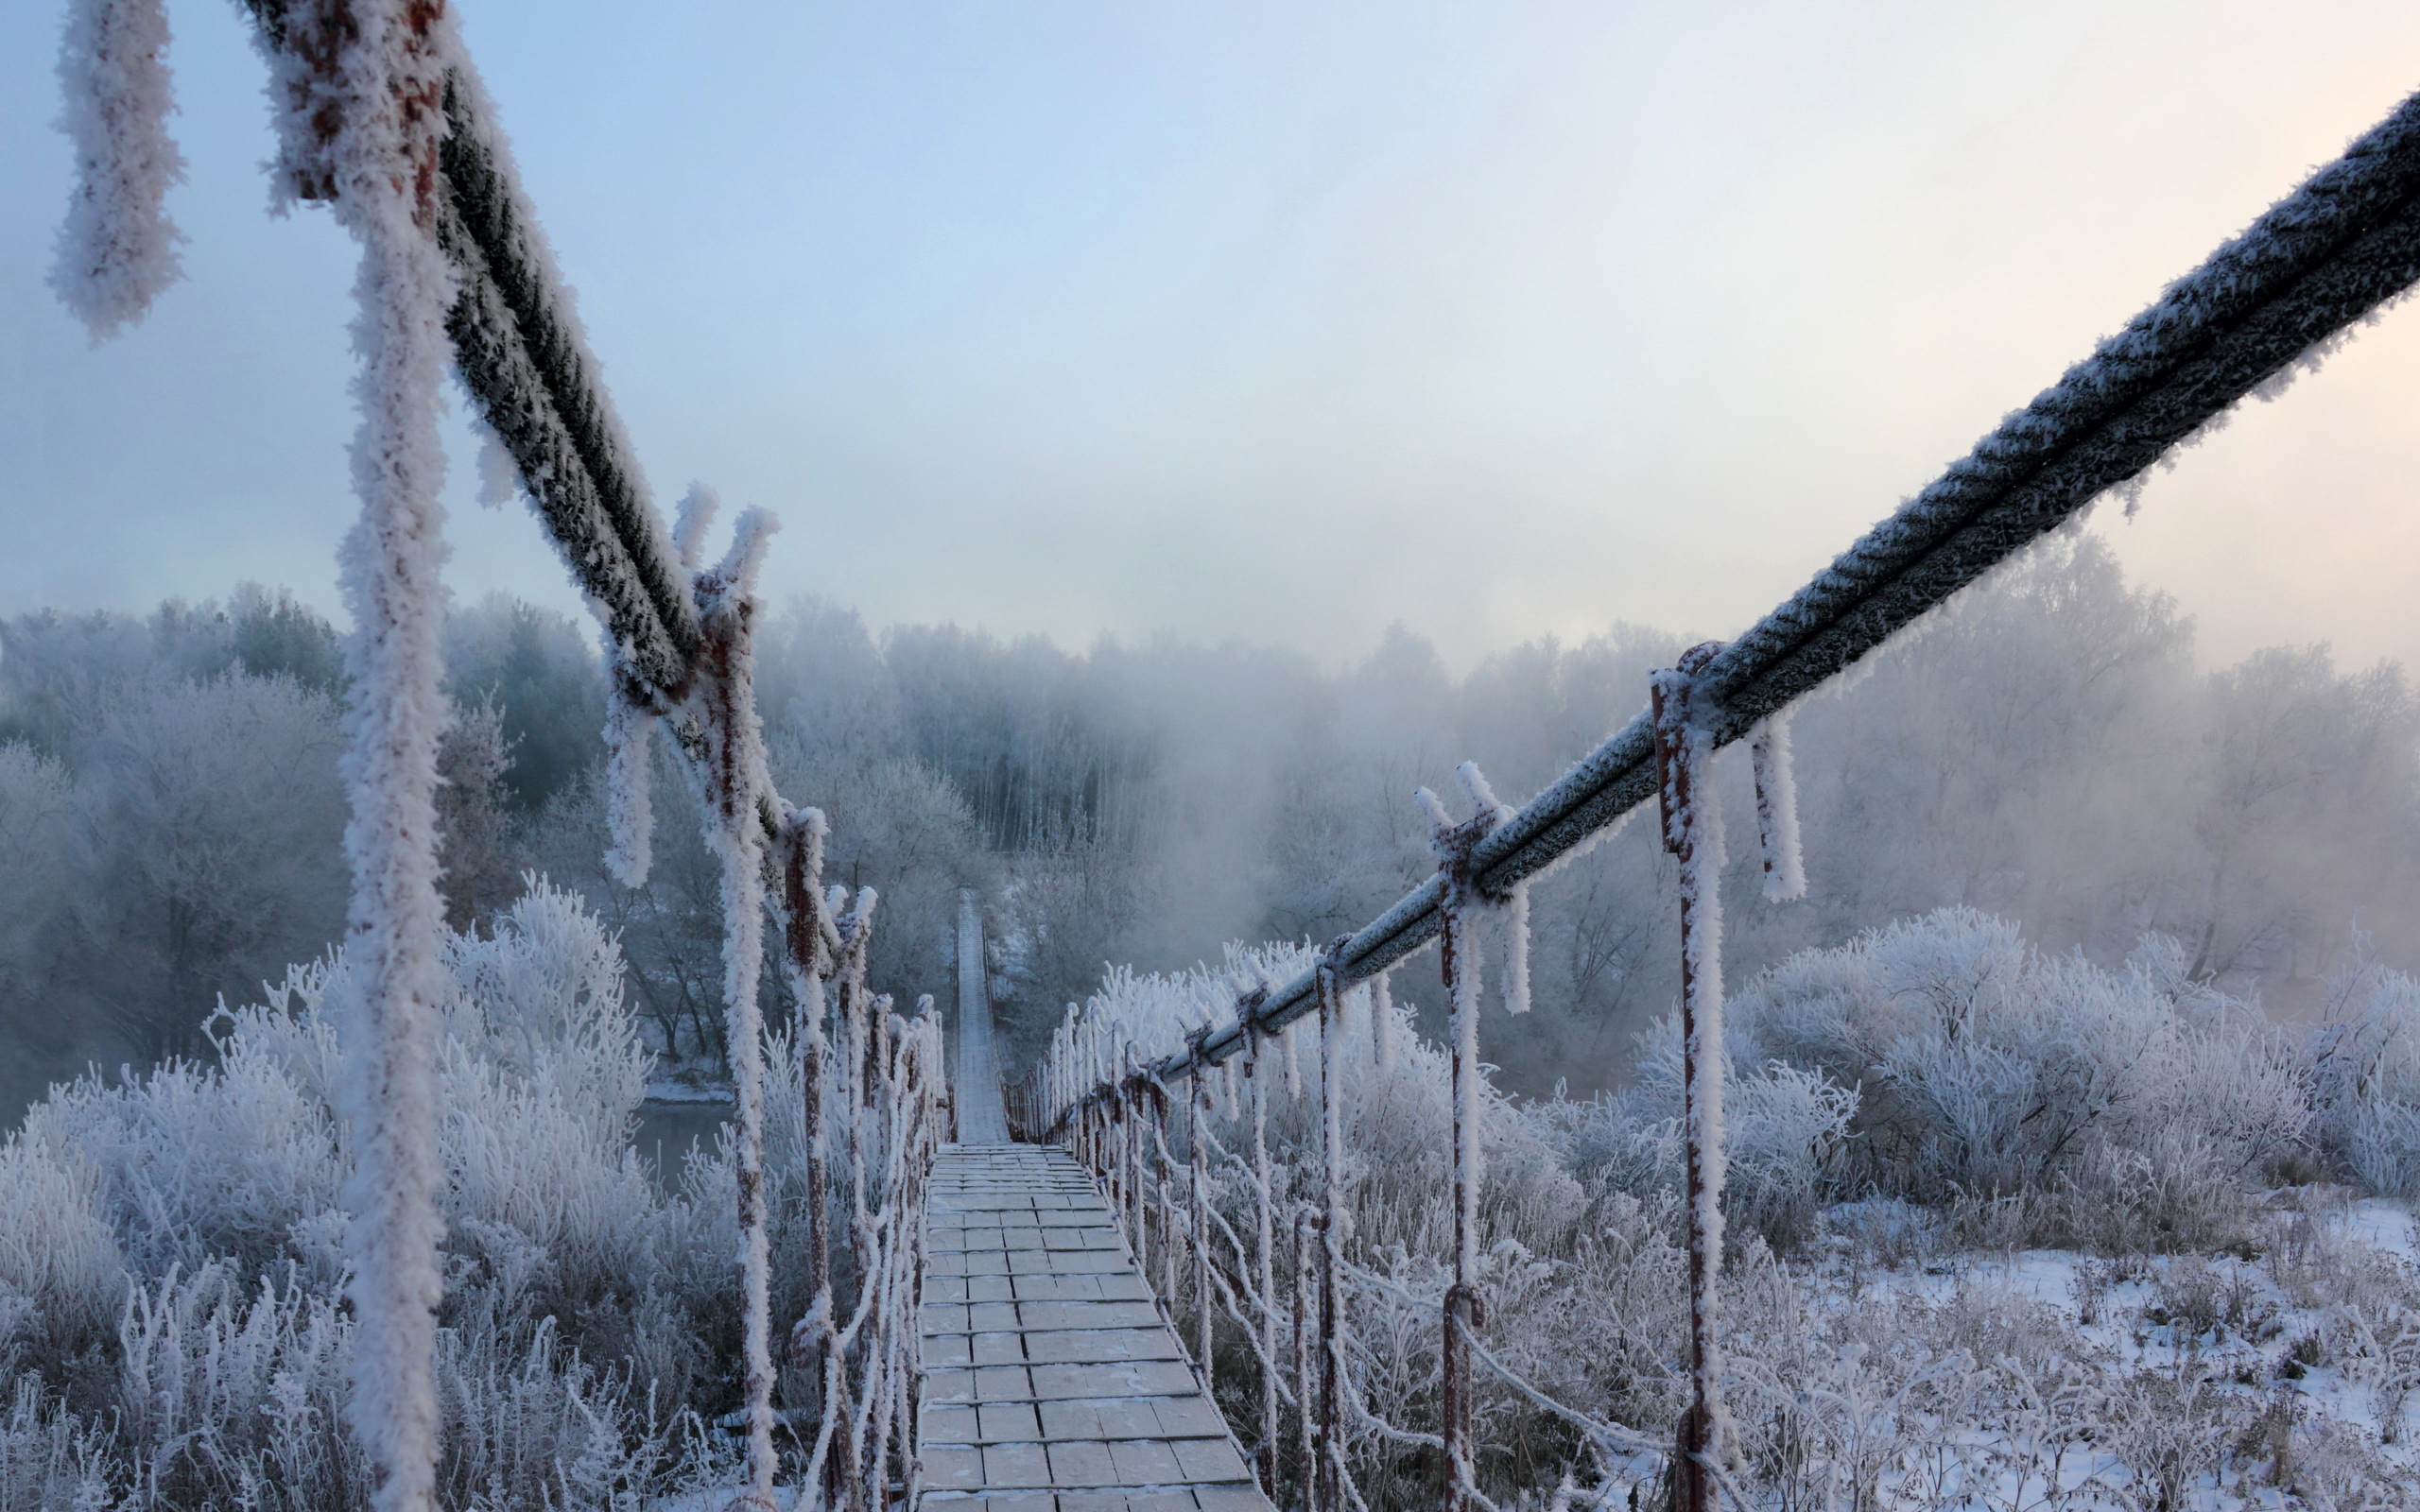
[{"x1": 47, "y1": 3, "x2": 2420, "y2": 1508}]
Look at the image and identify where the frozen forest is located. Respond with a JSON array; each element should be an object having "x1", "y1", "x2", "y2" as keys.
[
  {"x1": 4, "y1": 531, "x2": 2420, "y2": 1505},
  {"x1": 6, "y1": 535, "x2": 2418, "y2": 1115}
]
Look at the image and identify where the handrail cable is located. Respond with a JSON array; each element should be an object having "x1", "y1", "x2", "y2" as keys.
[{"x1": 1084, "y1": 84, "x2": 2420, "y2": 1100}]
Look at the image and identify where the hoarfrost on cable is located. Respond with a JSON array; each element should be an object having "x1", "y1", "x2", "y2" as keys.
[{"x1": 52, "y1": 0, "x2": 184, "y2": 339}]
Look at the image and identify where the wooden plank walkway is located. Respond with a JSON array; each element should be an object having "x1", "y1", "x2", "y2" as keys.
[
  {"x1": 918, "y1": 1144, "x2": 1274, "y2": 1512},
  {"x1": 952, "y1": 890, "x2": 1011, "y2": 1143}
]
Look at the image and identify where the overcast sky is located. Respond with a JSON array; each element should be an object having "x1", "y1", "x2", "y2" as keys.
[{"x1": 6, "y1": 1, "x2": 2419, "y2": 675}]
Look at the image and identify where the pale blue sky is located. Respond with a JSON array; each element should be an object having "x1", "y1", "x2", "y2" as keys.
[{"x1": 6, "y1": 1, "x2": 2420, "y2": 673}]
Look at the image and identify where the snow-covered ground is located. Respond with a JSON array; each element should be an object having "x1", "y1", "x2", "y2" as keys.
[{"x1": 1793, "y1": 1196, "x2": 2420, "y2": 1507}]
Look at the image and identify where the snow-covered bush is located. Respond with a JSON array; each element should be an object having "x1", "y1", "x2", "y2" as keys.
[
  {"x1": 2311, "y1": 962, "x2": 2420, "y2": 1202},
  {"x1": 0, "y1": 1375, "x2": 117, "y2": 1511},
  {"x1": 23, "y1": 1005, "x2": 346, "y2": 1283},
  {"x1": 1566, "y1": 1055, "x2": 1858, "y2": 1252},
  {"x1": 1709, "y1": 908, "x2": 2309, "y2": 1251},
  {"x1": 1062, "y1": 908, "x2": 2420, "y2": 1507},
  {"x1": 0, "y1": 880, "x2": 762, "y2": 1509},
  {"x1": 0, "y1": 1139, "x2": 125, "y2": 1366}
]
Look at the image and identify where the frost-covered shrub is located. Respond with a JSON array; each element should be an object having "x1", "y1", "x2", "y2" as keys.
[
  {"x1": 0, "y1": 1375, "x2": 118, "y2": 1511},
  {"x1": 1573, "y1": 1053, "x2": 1858, "y2": 1252},
  {"x1": 2311, "y1": 963, "x2": 2420, "y2": 1202},
  {"x1": 0, "y1": 880, "x2": 758, "y2": 1509},
  {"x1": 21, "y1": 1008, "x2": 345, "y2": 1282},
  {"x1": 0, "y1": 1140, "x2": 125, "y2": 1366},
  {"x1": 441, "y1": 884, "x2": 649, "y2": 1134},
  {"x1": 113, "y1": 1261, "x2": 362, "y2": 1510},
  {"x1": 1720, "y1": 908, "x2": 2308, "y2": 1250},
  {"x1": 1062, "y1": 914, "x2": 2420, "y2": 1510}
]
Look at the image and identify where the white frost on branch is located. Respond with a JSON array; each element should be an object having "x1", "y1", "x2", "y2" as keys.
[
  {"x1": 52, "y1": 0, "x2": 184, "y2": 339},
  {"x1": 1750, "y1": 713, "x2": 1806, "y2": 902}
]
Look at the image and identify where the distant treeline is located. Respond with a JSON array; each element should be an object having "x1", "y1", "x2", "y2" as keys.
[{"x1": 3, "y1": 534, "x2": 2415, "y2": 1123}]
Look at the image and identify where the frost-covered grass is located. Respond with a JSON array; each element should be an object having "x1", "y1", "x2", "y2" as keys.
[
  {"x1": 0, "y1": 881, "x2": 864, "y2": 1511},
  {"x1": 1066, "y1": 907, "x2": 2420, "y2": 1510}
]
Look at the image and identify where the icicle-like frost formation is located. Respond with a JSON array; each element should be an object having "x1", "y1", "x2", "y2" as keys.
[
  {"x1": 601, "y1": 674, "x2": 655, "y2": 887},
  {"x1": 1750, "y1": 713, "x2": 1806, "y2": 902},
  {"x1": 1372, "y1": 972, "x2": 1396, "y2": 1073},
  {"x1": 1493, "y1": 879, "x2": 1531, "y2": 1015},
  {"x1": 265, "y1": 4, "x2": 462, "y2": 1509},
  {"x1": 52, "y1": 0, "x2": 183, "y2": 339},
  {"x1": 1449, "y1": 762, "x2": 1532, "y2": 1016},
  {"x1": 472, "y1": 414, "x2": 517, "y2": 507},
  {"x1": 672, "y1": 481, "x2": 719, "y2": 576}
]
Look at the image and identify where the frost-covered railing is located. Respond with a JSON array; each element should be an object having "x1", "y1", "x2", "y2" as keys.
[
  {"x1": 51, "y1": 4, "x2": 948, "y2": 1509},
  {"x1": 782, "y1": 874, "x2": 953, "y2": 1512},
  {"x1": 1029, "y1": 84, "x2": 2420, "y2": 1512},
  {"x1": 1033, "y1": 738, "x2": 1747, "y2": 1512}
]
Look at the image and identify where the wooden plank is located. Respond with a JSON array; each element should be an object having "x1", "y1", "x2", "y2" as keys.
[{"x1": 918, "y1": 1147, "x2": 1273, "y2": 1512}]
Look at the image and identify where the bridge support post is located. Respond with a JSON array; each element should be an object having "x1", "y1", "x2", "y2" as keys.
[
  {"x1": 1315, "y1": 945, "x2": 1350, "y2": 1512},
  {"x1": 1244, "y1": 993, "x2": 1280, "y2": 1497},
  {"x1": 1293, "y1": 1207, "x2": 1317, "y2": 1508},
  {"x1": 777, "y1": 814, "x2": 841, "y2": 1512},
  {"x1": 1189, "y1": 1030, "x2": 1214, "y2": 1393},
  {"x1": 1126, "y1": 1053, "x2": 1148, "y2": 1277},
  {"x1": 1654, "y1": 644, "x2": 1729, "y2": 1512},
  {"x1": 1429, "y1": 798, "x2": 1492, "y2": 1512},
  {"x1": 1155, "y1": 1080, "x2": 1178, "y2": 1308}
]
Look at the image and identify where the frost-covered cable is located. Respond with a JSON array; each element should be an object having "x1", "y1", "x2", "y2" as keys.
[
  {"x1": 53, "y1": 0, "x2": 183, "y2": 339},
  {"x1": 1749, "y1": 713, "x2": 1806, "y2": 902},
  {"x1": 684, "y1": 510, "x2": 783, "y2": 1510},
  {"x1": 1651, "y1": 644, "x2": 1733, "y2": 1512},
  {"x1": 1077, "y1": 87, "x2": 2420, "y2": 1099},
  {"x1": 233, "y1": 4, "x2": 465, "y2": 1508}
]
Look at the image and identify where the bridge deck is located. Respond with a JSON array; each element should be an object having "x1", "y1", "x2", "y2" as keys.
[
  {"x1": 953, "y1": 891, "x2": 1011, "y2": 1143},
  {"x1": 918, "y1": 1144, "x2": 1272, "y2": 1512}
]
